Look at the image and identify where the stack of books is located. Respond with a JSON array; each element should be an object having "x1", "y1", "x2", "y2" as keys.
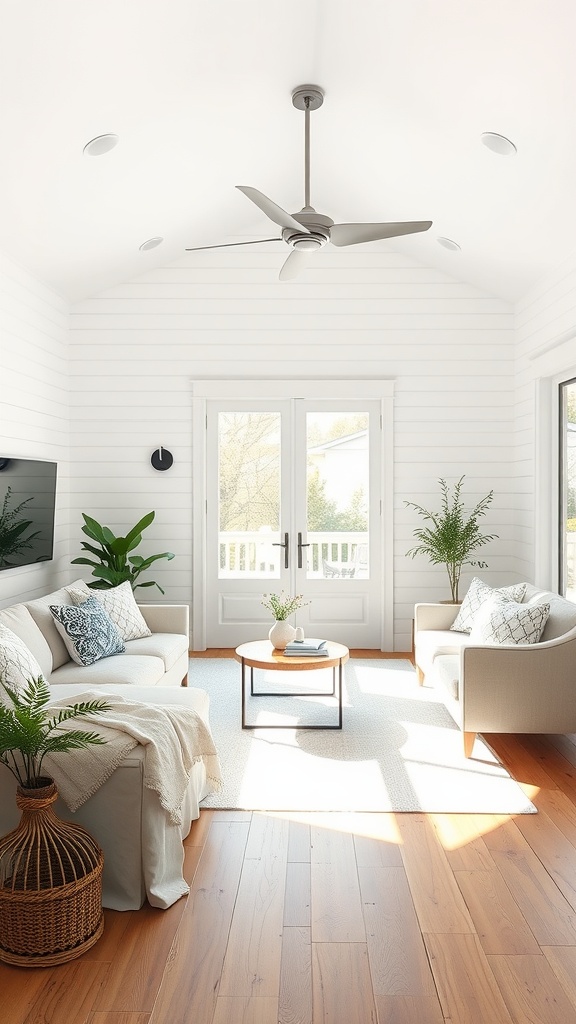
[{"x1": 284, "y1": 638, "x2": 329, "y2": 657}]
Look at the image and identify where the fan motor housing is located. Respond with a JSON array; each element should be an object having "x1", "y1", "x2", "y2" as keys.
[{"x1": 283, "y1": 209, "x2": 333, "y2": 250}]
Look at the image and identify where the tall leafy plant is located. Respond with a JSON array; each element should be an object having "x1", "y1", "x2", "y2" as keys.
[
  {"x1": 0, "y1": 487, "x2": 41, "y2": 568},
  {"x1": 405, "y1": 476, "x2": 498, "y2": 602},
  {"x1": 71, "y1": 511, "x2": 174, "y2": 593}
]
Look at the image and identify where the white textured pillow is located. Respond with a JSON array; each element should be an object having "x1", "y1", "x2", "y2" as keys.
[
  {"x1": 0, "y1": 623, "x2": 44, "y2": 696},
  {"x1": 450, "y1": 578, "x2": 528, "y2": 634},
  {"x1": 469, "y1": 596, "x2": 550, "y2": 645},
  {"x1": 67, "y1": 581, "x2": 152, "y2": 641}
]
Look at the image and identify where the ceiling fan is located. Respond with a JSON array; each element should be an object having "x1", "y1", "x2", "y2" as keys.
[{"x1": 186, "y1": 85, "x2": 432, "y2": 281}]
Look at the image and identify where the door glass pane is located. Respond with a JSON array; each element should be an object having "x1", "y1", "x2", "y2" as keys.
[
  {"x1": 561, "y1": 380, "x2": 576, "y2": 600},
  {"x1": 218, "y1": 411, "x2": 281, "y2": 579},
  {"x1": 306, "y1": 412, "x2": 369, "y2": 579}
]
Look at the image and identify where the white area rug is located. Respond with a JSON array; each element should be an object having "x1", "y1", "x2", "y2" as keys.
[{"x1": 194, "y1": 658, "x2": 535, "y2": 814}]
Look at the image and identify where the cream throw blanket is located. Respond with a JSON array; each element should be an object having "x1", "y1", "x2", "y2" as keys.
[{"x1": 44, "y1": 690, "x2": 222, "y2": 825}]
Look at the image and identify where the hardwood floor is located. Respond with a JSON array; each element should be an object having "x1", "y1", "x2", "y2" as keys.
[{"x1": 4, "y1": 655, "x2": 576, "y2": 1022}]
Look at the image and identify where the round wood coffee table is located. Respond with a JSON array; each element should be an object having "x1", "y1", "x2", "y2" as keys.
[{"x1": 234, "y1": 640, "x2": 349, "y2": 730}]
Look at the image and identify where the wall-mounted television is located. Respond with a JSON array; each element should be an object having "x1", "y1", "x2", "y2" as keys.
[{"x1": 0, "y1": 458, "x2": 57, "y2": 571}]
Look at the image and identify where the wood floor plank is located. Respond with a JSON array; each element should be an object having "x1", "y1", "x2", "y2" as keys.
[
  {"x1": 148, "y1": 819, "x2": 250, "y2": 1024},
  {"x1": 211, "y1": 996, "x2": 279, "y2": 1024},
  {"x1": 83, "y1": 908, "x2": 134, "y2": 962},
  {"x1": 89, "y1": 1015, "x2": 150, "y2": 1024},
  {"x1": 218, "y1": 815, "x2": 289, "y2": 997},
  {"x1": 424, "y1": 932, "x2": 514, "y2": 1023},
  {"x1": 514, "y1": 804, "x2": 576, "y2": 911},
  {"x1": 1, "y1": 965, "x2": 59, "y2": 1024},
  {"x1": 287, "y1": 818, "x2": 311, "y2": 862},
  {"x1": 311, "y1": 828, "x2": 365, "y2": 942},
  {"x1": 430, "y1": 812, "x2": 506, "y2": 870},
  {"x1": 396, "y1": 814, "x2": 475, "y2": 934},
  {"x1": 23, "y1": 962, "x2": 110, "y2": 1024},
  {"x1": 183, "y1": 806, "x2": 216, "y2": 847},
  {"x1": 284, "y1": 861, "x2": 311, "y2": 927},
  {"x1": 312, "y1": 943, "x2": 377, "y2": 1024},
  {"x1": 454, "y1": 869, "x2": 541, "y2": 954},
  {"x1": 358, "y1": 864, "x2": 441, "y2": 1003},
  {"x1": 375, "y1": 995, "x2": 444, "y2": 1024},
  {"x1": 481, "y1": 817, "x2": 576, "y2": 944},
  {"x1": 541, "y1": 945, "x2": 576, "y2": 1006},
  {"x1": 487, "y1": 952, "x2": 576, "y2": 1023},
  {"x1": 353, "y1": 818, "x2": 403, "y2": 867},
  {"x1": 279, "y1": 926, "x2": 312, "y2": 1024}
]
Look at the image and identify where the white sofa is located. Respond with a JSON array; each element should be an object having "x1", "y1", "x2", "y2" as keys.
[
  {"x1": 414, "y1": 582, "x2": 576, "y2": 756},
  {"x1": 0, "y1": 683, "x2": 215, "y2": 910},
  {"x1": 0, "y1": 583, "x2": 220, "y2": 910},
  {"x1": 0, "y1": 579, "x2": 190, "y2": 688}
]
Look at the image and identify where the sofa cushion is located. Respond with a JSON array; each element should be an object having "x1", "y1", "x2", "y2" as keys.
[
  {"x1": 67, "y1": 581, "x2": 152, "y2": 641},
  {"x1": 470, "y1": 596, "x2": 550, "y2": 645},
  {"x1": 0, "y1": 603, "x2": 53, "y2": 677},
  {"x1": 49, "y1": 596, "x2": 126, "y2": 666},
  {"x1": 49, "y1": 653, "x2": 167, "y2": 687},
  {"x1": 415, "y1": 628, "x2": 469, "y2": 676},
  {"x1": 0, "y1": 624, "x2": 43, "y2": 697},
  {"x1": 123, "y1": 633, "x2": 188, "y2": 672},
  {"x1": 522, "y1": 586, "x2": 576, "y2": 642},
  {"x1": 25, "y1": 581, "x2": 88, "y2": 670},
  {"x1": 450, "y1": 578, "x2": 527, "y2": 634}
]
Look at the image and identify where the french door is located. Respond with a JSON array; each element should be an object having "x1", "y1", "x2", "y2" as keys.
[{"x1": 192, "y1": 381, "x2": 394, "y2": 650}]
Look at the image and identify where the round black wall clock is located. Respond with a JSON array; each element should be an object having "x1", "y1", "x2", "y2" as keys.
[{"x1": 150, "y1": 447, "x2": 173, "y2": 471}]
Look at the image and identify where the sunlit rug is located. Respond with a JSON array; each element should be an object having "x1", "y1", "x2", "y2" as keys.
[{"x1": 194, "y1": 658, "x2": 535, "y2": 813}]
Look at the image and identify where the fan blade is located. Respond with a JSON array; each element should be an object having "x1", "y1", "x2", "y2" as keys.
[
  {"x1": 330, "y1": 221, "x2": 432, "y2": 246},
  {"x1": 236, "y1": 186, "x2": 311, "y2": 234},
  {"x1": 278, "y1": 249, "x2": 313, "y2": 281},
  {"x1": 185, "y1": 237, "x2": 281, "y2": 251}
]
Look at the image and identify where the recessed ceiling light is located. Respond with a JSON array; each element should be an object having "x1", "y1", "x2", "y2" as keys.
[
  {"x1": 437, "y1": 237, "x2": 461, "y2": 252},
  {"x1": 139, "y1": 237, "x2": 164, "y2": 251},
  {"x1": 83, "y1": 134, "x2": 119, "y2": 157},
  {"x1": 480, "y1": 132, "x2": 517, "y2": 156}
]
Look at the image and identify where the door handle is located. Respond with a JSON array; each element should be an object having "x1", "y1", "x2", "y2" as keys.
[
  {"x1": 272, "y1": 531, "x2": 289, "y2": 569},
  {"x1": 297, "y1": 531, "x2": 311, "y2": 569}
]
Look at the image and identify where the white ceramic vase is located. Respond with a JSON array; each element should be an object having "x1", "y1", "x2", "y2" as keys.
[{"x1": 268, "y1": 619, "x2": 296, "y2": 649}]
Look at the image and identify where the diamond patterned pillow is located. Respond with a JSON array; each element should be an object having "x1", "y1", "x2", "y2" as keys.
[
  {"x1": 450, "y1": 578, "x2": 528, "y2": 634},
  {"x1": 469, "y1": 596, "x2": 550, "y2": 645},
  {"x1": 0, "y1": 624, "x2": 43, "y2": 697},
  {"x1": 50, "y1": 596, "x2": 126, "y2": 666},
  {"x1": 67, "y1": 581, "x2": 152, "y2": 641}
]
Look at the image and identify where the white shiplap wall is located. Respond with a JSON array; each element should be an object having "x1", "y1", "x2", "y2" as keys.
[
  {"x1": 514, "y1": 251, "x2": 576, "y2": 590},
  {"x1": 0, "y1": 251, "x2": 70, "y2": 608},
  {"x1": 70, "y1": 247, "x2": 515, "y2": 650}
]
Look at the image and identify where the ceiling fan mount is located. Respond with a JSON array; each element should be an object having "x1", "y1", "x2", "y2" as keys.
[{"x1": 185, "y1": 84, "x2": 432, "y2": 280}]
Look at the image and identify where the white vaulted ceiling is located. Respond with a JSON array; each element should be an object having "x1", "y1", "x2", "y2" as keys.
[{"x1": 1, "y1": 0, "x2": 575, "y2": 302}]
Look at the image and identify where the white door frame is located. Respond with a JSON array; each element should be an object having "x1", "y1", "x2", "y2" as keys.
[{"x1": 190, "y1": 379, "x2": 395, "y2": 650}]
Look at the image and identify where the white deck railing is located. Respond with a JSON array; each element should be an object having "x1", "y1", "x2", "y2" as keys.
[{"x1": 219, "y1": 531, "x2": 368, "y2": 578}]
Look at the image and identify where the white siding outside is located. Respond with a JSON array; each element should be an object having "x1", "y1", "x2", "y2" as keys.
[{"x1": 0, "y1": 251, "x2": 70, "y2": 607}]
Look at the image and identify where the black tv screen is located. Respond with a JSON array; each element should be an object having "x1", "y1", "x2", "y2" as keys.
[{"x1": 0, "y1": 458, "x2": 57, "y2": 571}]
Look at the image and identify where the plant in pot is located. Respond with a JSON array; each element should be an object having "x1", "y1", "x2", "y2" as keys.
[
  {"x1": 262, "y1": 591, "x2": 310, "y2": 648},
  {"x1": 71, "y1": 510, "x2": 174, "y2": 593},
  {"x1": 404, "y1": 475, "x2": 498, "y2": 603},
  {"x1": 0, "y1": 676, "x2": 112, "y2": 966}
]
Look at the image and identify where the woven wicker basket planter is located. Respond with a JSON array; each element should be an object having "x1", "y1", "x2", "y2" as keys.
[{"x1": 0, "y1": 780, "x2": 104, "y2": 967}]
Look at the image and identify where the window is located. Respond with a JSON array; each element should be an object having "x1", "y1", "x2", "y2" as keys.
[{"x1": 559, "y1": 377, "x2": 576, "y2": 600}]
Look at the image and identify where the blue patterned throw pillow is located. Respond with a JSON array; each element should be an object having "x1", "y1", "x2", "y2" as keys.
[{"x1": 49, "y1": 596, "x2": 126, "y2": 666}]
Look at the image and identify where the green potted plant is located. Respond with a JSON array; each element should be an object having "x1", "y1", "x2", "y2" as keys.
[
  {"x1": 71, "y1": 510, "x2": 174, "y2": 593},
  {"x1": 0, "y1": 487, "x2": 41, "y2": 569},
  {"x1": 0, "y1": 675, "x2": 111, "y2": 791},
  {"x1": 404, "y1": 475, "x2": 498, "y2": 603}
]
